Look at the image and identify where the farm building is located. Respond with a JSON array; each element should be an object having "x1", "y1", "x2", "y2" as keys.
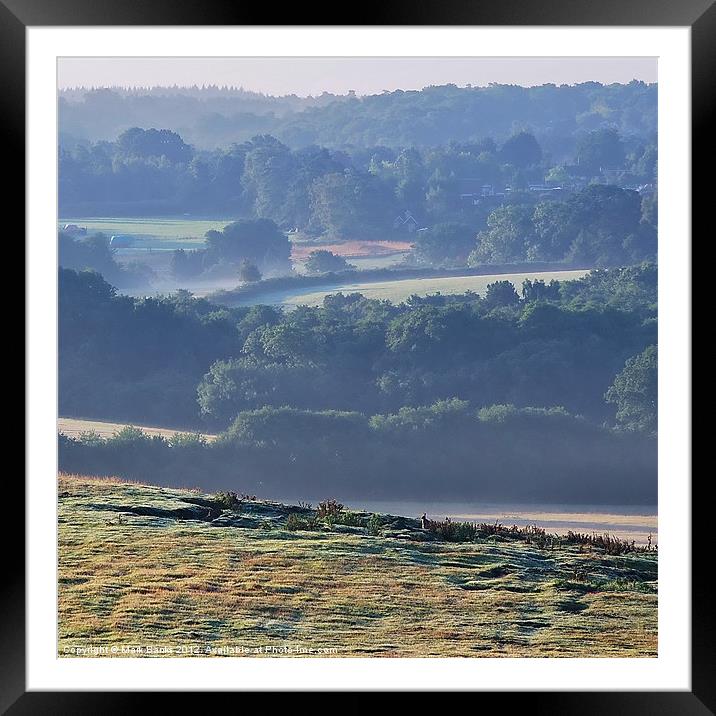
[{"x1": 392, "y1": 210, "x2": 420, "y2": 233}]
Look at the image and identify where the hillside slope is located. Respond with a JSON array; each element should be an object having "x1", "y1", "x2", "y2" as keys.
[{"x1": 58, "y1": 474, "x2": 657, "y2": 657}]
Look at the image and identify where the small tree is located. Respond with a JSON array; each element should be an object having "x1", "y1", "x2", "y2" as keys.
[
  {"x1": 499, "y1": 131, "x2": 543, "y2": 168},
  {"x1": 605, "y1": 345, "x2": 657, "y2": 434},
  {"x1": 304, "y1": 250, "x2": 352, "y2": 275},
  {"x1": 545, "y1": 165, "x2": 570, "y2": 185},
  {"x1": 484, "y1": 280, "x2": 520, "y2": 308},
  {"x1": 412, "y1": 222, "x2": 475, "y2": 265},
  {"x1": 238, "y1": 259, "x2": 262, "y2": 283},
  {"x1": 204, "y1": 219, "x2": 291, "y2": 273},
  {"x1": 576, "y1": 128, "x2": 626, "y2": 174}
]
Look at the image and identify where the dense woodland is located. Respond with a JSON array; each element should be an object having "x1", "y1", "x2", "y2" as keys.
[
  {"x1": 59, "y1": 265, "x2": 657, "y2": 502},
  {"x1": 59, "y1": 128, "x2": 656, "y2": 257},
  {"x1": 59, "y1": 264, "x2": 657, "y2": 428}
]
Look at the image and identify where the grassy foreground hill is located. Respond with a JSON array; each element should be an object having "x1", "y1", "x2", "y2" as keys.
[{"x1": 58, "y1": 474, "x2": 657, "y2": 658}]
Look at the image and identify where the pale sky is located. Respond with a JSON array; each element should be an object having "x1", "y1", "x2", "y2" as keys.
[{"x1": 57, "y1": 57, "x2": 657, "y2": 96}]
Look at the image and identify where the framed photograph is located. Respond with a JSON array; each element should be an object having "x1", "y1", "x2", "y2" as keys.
[{"x1": 9, "y1": 0, "x2": 706, "y2": 708}]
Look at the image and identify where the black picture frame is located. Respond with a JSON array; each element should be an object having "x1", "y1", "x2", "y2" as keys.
[{"x1": 8, "y1": 0, "x2": 705, "y2": 710}]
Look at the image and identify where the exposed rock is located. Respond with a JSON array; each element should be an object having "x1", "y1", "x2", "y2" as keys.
[
  {"x1": 383, "y1": 528, "x2": 437, "y2": 542},
  {"x1": 209, "y1": 516, "x2": 259, "y2": 528},
  {"x1": 98, "y1": 503, "x2": 216, "y2": 521},
  {"x1": 330, "y1": 525, "x2": 365, "y2": 535},
  {"x1": 382, "y1": 516, "x2": 422, "y2": 531}
]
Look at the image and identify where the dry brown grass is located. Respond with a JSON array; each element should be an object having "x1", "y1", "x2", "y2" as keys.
[
  {"x1": 59, "y1": 471, "x2": 148, "y2": 487},
  {"x1": 58, "y1": 417, "x2": 217, "y2": 442}
]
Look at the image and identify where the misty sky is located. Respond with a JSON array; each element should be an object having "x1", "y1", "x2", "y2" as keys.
[{"x1": 57, "y1": 57, "x2": 657, "y2": 96}]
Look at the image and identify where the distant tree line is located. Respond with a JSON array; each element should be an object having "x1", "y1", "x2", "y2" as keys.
[
  {"x1": 59, "y1": 82, "x2": 657, "y2": 153},
  {"x1": 210, "y1": 261, "x2": 583, "y2": 304}
]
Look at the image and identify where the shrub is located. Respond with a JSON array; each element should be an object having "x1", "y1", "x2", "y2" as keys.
[
  {"x1": 238, "y1": 259, "x2": 262, "y2": 283},
  {"x1": 367, "y1": 513, "x2": 383, "y2": 536},
  {"x1": 76, "y1": 430, "x2": 105, "y2": 447},
  {"x1": 285, "y1": 513, "x2": 320, "y2": 531},
  {"x1": 316, "y1": 499, "x2": 344, "y2": 518},
  {"x1": 215, "y1": 491, "x2": 243, "y2": 511},
  {"x1": 169, "y1": 432, "x2": 208, "y2": 448},
  {"x1": 564, "y1": 530, "x2": 644, "y2": 555},
  {"x1": 332, "y1": 511, "x2": 363, "y2": 527},
  {"x1": 305, "y1": 250, "x2": 352, "y2": 275},
  {"x1": 426, "y1": 517, "x2": 478, "y2": 542}
]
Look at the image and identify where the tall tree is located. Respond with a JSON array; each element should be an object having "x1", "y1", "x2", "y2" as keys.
[
  {"x1": 499, "y1": 131, "x2": 543, "y2": 168},
  {"x1": 575, "y1": 128, "x2": 626, "y2": 173},
  {"x1": 204, "y1": 219, "x2": 291, "y2": 273},
  {"x1": 413, "y1": 223, "x2": 475, "y2": 266},
  {"x1": 242, "y1": 135, "x2": 296, "y2": 224},
  {"x1": 469, "y1": 205, "x2": 537, "y2": 264},
  {"x1": 605, "y1": 345, "x2": 657, "y2": 434}
]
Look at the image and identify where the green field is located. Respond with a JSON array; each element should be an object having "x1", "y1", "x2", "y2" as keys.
[
  {"x1": 58, "y1": 217, "x2": 233, "y2": 249},
  {"x1": 59, "y1": 474, "x2": 657, "y2": 658},
  {"x1": 242, "y1": 269, "x2": 590, "y2": 308}
]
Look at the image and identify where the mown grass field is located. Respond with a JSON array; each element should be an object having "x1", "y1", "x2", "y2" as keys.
[
  {"x1": 252, "y1": 269, "x2": 590, "y2": 308},
  {"x1": 58, "y1": 474, "x2": 657, "y2": 658},
  {"x1": 59, "y1": 217, "x2": 230, "y2": 247},
  {"x1": 58, "y1": 417, "x2": 217, "y2": 442}
]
